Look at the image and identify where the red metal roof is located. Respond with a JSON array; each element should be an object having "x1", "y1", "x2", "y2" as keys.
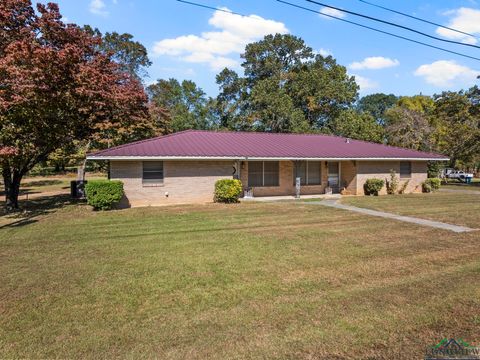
[{"x1": 87, "y1": 130, "x2": 448, "y2": 160}]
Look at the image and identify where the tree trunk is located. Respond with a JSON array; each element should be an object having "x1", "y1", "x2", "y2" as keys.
[{"x1": 2, "y1": 167, "x2": 22, "y2": 211}]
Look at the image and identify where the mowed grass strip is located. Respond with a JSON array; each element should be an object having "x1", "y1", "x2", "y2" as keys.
[
  {"x1": 341, "y1": 191, "x2": 480, "y2": 229},
  {"x1": 0, "y1": 173, "x2": 107, "y2": 198},
  {"x1": 0, "y1": 200, "x2": 479, "y2": 359}
]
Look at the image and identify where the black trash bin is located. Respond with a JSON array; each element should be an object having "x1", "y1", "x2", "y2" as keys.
[{"x1": 71, "y1": 180, "x2": 88, "y2": 199}]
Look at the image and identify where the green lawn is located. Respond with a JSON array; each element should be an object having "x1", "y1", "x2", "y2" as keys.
[
  {"x1": 0, "y1": 173, "x2": 106, "y2": 220},
  {"x1": 1, "y1": 189, "x2": 479, "y2": 358},
  {"x1": 441, "y1": 177, "x2": 480, "y2": 190},
  {"x1": 341, "y1": 191, "x2": 480, "y2": 229},
  {"x1": 1, "y1": 173, "x2": 107, "y2": 196}
]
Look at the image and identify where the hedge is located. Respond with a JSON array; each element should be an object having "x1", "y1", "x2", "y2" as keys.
[
  {"x1": 214, "y1": 179, "x2": 242, "y2": 203},
  {"x1": 364, "y1": 178, "x2": 384, "y2": 196},
  {"x1": 85, "y1": 180, "x2": 124, "y2": 210},
  {"x1": 422, "y1": 178, "x2": 441, "y2": 193}
]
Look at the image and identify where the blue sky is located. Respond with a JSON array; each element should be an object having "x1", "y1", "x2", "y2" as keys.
[{"x1": 45, "y1": 0, "x2": 480, "y2": 98}]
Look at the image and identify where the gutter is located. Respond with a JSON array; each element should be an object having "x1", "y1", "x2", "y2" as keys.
[{"x1": 86, "y1": 155, "x2": 450, "y2": 162}]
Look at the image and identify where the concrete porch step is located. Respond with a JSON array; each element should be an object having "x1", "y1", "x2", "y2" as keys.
[{"x1": 240, "y1": 194, "x2": 342, "y2": 202}]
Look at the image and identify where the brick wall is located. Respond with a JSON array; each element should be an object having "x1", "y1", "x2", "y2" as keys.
[
  {"x1": 110, "y1": 160, "x2": 234, "y2": 207},
  {"x1": 110, "y1": 159, "x2": 428, "y2": 207},
  {"x1": 340, "y1": 160, "x2": 357, "y2": 195},
  {"x1": 356, "y1": 161, "x2": 427, "y2": 195}
]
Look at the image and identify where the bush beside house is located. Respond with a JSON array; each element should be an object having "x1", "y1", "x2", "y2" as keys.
[
  {"x1": 422, "y1": 178, "x2": 441, "y2": 193},
  {"x1": 364, "y1": 179, "x2": 384, "y2": 196},
  {"x1": 399, "y1": 180, "x2": 410, "y2": 194},
  {"x1": 385, "y1": 169, "x2": 399, "y2": 195},
  {"x1": 85, "y1": 180, "x2": 124, "y2": 210},
  {"x1": 214, "y1": 179, "x2": 242, "y2": 203}
]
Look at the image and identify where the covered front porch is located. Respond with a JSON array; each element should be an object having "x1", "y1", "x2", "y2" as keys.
[{"x1": 238, "y1": 160, "x2": 358, "y2": 198}]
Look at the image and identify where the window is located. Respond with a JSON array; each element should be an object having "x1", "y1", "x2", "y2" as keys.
[
  {"x1": 294, "y1": 161, "x2": 321, "y2": 185},
  {"x1": 264, "y1": 161, "x2": 279, "y2": 186},
  {"x1": 307, "y1": 161, "x2": 321, "y2": 185},
  {"x1": 400, "y1": 161, "x2": 411, "y2": 178},
  {"x1": 248, "y1": 161, "x2": 279, "y2": 187},
  {"x1": 143, "y1": 161, "x2": 164, "y2": 185}
]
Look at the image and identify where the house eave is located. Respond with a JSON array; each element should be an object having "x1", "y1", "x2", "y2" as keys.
[{"x1": 86, "y1": 155, "x2": 450, "y2": 162}]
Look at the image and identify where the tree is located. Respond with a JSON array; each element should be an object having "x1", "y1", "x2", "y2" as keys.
[
  {"x1": 327, "y1": 109, "x2": 384, "y2": 143},
  {"x1": 383, "y1": 94, "x2": 437, "y2": 152},
  {"x1": 215, "y1": 68, "x2": 249, "y2": 130},
  {"x1": 384, "y1": 107, "x2": 433, "y2": 151},
  {"x1": 357, "y1": 93, "x2": 397, "y2": 125},
  {"x1": 288, "y1": 54, "x2": 359, "y2": 128},
  {"x1": 84, "y1": 26, "x2": 152, "y2": 80},
  {"x1": 432, "y1": 89, "x2": 480, "y2": 167},
  {"x1": 0, "y1": 1, "x2": 148, "y2": 209},
  {"x1": 216, "y1": 34, "x2": 358, "y2": 132},
  {"x1": 250, "y1": 77, "x2": 309, "y2": 132},
  {"x1": 147, "y1": 79, "x2": 216, "y2": 133},
  {"x1": 80, "y1": 25, "x2": 154, "y2": 151},
  {"x1": 397, "y1": 95, "x2": 434, "y2": 114}
]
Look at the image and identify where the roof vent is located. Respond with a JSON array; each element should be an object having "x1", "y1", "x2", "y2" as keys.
[{"x1": 345, "y1": 138, "x2": 350, "y2": 144}]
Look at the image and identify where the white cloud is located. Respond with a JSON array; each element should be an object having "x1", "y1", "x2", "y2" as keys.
[
  {"x1": 414, "y1": 60, "x2": 479, "y2": 87},
  {"x1": 314, "y1": 48, "x2": 333, "y2": 57},
  {"x1": 181, "y1": 52, "x2": 240, "y2": 71},
  {"x1": 349, "y1": 56, "x2": 400, "y2": 70},
  {"x1": 436, "y1": 7, "x2": 480, "y2": 44},
  {"x1": 89, "y1": 0, "x2": 108, "y2": 16},
  {"x1": 158, "y1": 67, "x2": 196, "y2": 77},
  {"x1": 152, "y1": 8, "x2": 288, "y2": 71},
  {"x1": 352, "y1": 74, "x2": 378, "y2": 90},
  {"x1": 319, "y1": 7, "x2": 346, "y2": 20}
]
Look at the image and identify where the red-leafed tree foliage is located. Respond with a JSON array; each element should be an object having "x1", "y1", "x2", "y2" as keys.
[{"x1": 0, "y1": 0, "x2": 148, "y2": 210}]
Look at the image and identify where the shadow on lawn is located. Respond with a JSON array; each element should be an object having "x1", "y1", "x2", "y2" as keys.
[
  {"x1": 21, "y1": 179, "x2": 63, "y2": 188},
  {"x1": 0, "y1": 194, "x2": 79, "y2": 229},
  {"x1": 0, "y1": 180, "x2": 68, "y2": 197}
]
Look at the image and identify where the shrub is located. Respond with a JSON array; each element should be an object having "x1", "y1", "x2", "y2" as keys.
[
  {"x1": 364, "y1": 178, "x2": 384, "y2": 196},
  {"x1": 399, "y1": 180, "x2": 410, "y2": 194},
  {"x1": 422, "y1": 182, "x2": 432, "y2": 193},
  {"x1": 385, "y1": 169, "x2": 399, "y2": 195},
  {"x1": 422, "y1": 178, "x2": 441, "y2": 193},
  {"x1": 427, "y1": 161, "x2": 441, "y2": 178},
  {"x1": 85, "y1": 180, "x2": 124, "y2": 210},
  {"x1": 214, "y1": 179, "x2": 242, "y2": 203}
]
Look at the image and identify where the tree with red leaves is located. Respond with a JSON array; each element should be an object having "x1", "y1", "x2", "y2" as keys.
[{"x1": 0, "y1": 0, "x2": 148, "y2": 210}]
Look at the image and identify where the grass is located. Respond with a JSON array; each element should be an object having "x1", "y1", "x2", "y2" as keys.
[
  {"x1": 0, "y1": 172, "x2": 107, "y2": 196},
  {"x1": 341, "y1": 191, "x2": 480, "y2": 229},
  {"x1": 441, "y1": 177, "x2": 480, "y2": 191},
  {"x1": 0, "y1": 182, "x2": 479, "y2": 359},
  {"x1": 0, "y1": 173, "x2": 106, "y2": 221}
]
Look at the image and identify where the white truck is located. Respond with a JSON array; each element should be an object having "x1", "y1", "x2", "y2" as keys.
[{"x1": 444, "y1": 169, "x2": 474, "y2": 183}]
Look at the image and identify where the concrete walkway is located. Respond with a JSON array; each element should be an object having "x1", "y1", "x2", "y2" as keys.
[{"x1": 311, "y1": 199, "x2": 475, "y2": 233}]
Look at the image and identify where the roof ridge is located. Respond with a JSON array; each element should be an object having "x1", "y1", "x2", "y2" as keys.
[{"x1": 191, "y1": 129, "x2": 333, "y2": 137}]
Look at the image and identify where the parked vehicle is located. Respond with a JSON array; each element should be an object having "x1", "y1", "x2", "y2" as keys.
[{"x1": 443, "y1": 168, "x2": 474, "y2": 183}]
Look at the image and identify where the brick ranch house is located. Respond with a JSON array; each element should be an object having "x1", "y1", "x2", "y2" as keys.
[{"x1": 86, "y1": 130, "x2": 448, "y2": 207}]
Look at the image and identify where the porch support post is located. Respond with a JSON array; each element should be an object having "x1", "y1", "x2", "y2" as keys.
[
  {"x1": 235, "y1": 160, "x2": 241, "y2": 180},
  {"x1": 339, "y1": 161, "x2": 342, "y2": 191}
]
